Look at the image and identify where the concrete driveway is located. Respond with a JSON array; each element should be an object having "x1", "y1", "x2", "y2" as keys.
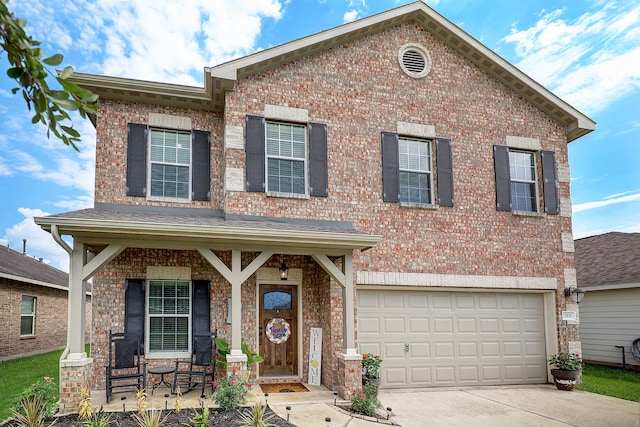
[{"x1": 378, "y1": 385, "x2": 640, "y2": 427}]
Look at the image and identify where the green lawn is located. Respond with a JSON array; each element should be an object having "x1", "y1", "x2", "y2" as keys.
[
  {"x1": 0, "y1": 345, "x2": 90, "y2": 422},
  {"x1": 577, "y1": 364, "x2": 640, "y2": 402}
]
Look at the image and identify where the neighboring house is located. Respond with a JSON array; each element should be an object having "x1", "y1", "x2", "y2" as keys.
[
  {"x1": 34, "y1": 1, "x2": 595, "y2": 412},
  {"x1": 575, "y1": 232, "x2": 640, "y2": 369},
  {"x1": 0, "y1": 245, "x2": 92, "y2": 361}
]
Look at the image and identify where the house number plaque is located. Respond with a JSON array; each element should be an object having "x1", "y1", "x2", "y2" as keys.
[{"x1": 266, "y1": 317, "x2": 291, "y2": 344}]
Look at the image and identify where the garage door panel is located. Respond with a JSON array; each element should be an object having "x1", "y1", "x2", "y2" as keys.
[
  {"x1": 457, "y1": 318, "x2": 477, "y2": 333},
  {"x1": 408, "y1": 317, "x2": 429, "y2": 333},
  {"x1": 433, "y1": 318, "x2": 453, "y2": 333},
  {"x1": 358, "y1": 290, "x2": 546, "y2": 388},
  {"x1": 383, "y1": 317, "x2": 406, "y2": 334},
  {"x1": 360, "y1": 343, "x2": 382, "y2": 357},
  {"x1": 458, "y1": 342, "x2": 478, "y2": 357}
]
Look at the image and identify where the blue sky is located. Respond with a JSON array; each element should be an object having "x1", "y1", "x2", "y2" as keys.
[{"x1": 1, "y1": 0, "x2": 638, "y2": 271}]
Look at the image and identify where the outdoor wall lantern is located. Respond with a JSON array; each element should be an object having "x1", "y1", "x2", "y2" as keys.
[
  {"x1": 564, "y1": 286, "x2": 585, "y2": 304},
  {"x1": 279, "y1": 258, "x2": 289, "y2": 280}
]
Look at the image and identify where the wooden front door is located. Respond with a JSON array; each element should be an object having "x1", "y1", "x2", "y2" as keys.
[{"x1": 259, "y1": 284, "x2": 297, "y2": 377}]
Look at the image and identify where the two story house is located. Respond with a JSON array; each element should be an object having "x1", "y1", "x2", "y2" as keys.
[{"x1": 35, "y1": 1, "x2": 594, "y2": 412}]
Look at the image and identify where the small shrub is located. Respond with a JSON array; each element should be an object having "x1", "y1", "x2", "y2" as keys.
[
  {"x1": 188, "y1": 407, "x2": 209, "y2": 427},
  {"x1": 13, "y1": 377, "x2": 58, "y2": 419},
  {"x1": 131, "y1": 409, "x2": 167, "y2": 427},
  {"x1": 238, "y1": 401, "x2": 277, "y2": 427},
  {"x1": 348, "y1": 382, "x2": 381, "y2": 416},
  {"x1": 135, "y1": 388, "x2": 150, "y2": 415},
  {"x1": 548, "y1": 352, "x2": 583, "y2": 371},
  {"x1": 211, "y1": 370, "x2": 252, "y2": 411},
  {"x1": 81, "y1": 407, "x2": 111, "y2": 427},
  {"x1": 361, "y1": 353, "x2": 383, "y2": 379},
  {"x1": 11, "y1": 395, "x2": 48, "y2": 427}
]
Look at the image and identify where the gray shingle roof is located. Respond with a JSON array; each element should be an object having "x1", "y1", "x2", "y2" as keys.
[
  {"x1": 574, "y1": 232, "x2": 640, "y2": 288},
  {"x1": 0, "y1": 245, "x2": 69, "y2": 288}
]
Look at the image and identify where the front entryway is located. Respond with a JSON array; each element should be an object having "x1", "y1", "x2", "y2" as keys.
[{"x1": 259, "y1": 284, "x2": 298, "y2": 377}]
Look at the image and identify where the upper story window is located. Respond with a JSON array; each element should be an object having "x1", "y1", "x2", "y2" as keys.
[
  {"x1": 246, "y1": 115, "x2": 328, "y2": 197},
  {"x1": 149, "y1": 130, "x2": 191, "y2": 200},
  {"x1": 126, "y1": 123, "x2": 211, "y2": 202},
  {"x1": 399, "y1": 137, "x2": 433, "y2": 204},
  {"x1": 493, "y1": 145, "x2": 558, "y2": 214},
  {"x1": 147, "y1": 280, "x2": 191, "y2": 352},
  {"x1": 266, "y1": 122, "x2": 307, "y2": 194},
  {"x1": 382, "y1": 132, "x2": 453, "y2": 207},
  {"x1": 21, "y1": 295, "x2": 36, "y2": 336},
  {"x1": 509, "y1": 150, "x2": 537, "y2": 212}
]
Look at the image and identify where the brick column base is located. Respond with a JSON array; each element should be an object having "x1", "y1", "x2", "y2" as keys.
[
  {"x1": 59, "y1": 357, "x2": 93, "y2": 414},
  {"x1": 226, "y1": 354, "x2": 248, "y2": 380},
  {"x1": 336, "y1": 352, "x2": 362, "y2": 400}
]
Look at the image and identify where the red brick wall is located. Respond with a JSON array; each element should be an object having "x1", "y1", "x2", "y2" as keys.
[{"x1": 0, "y1": 279, "x2": 92, "y2": 360}]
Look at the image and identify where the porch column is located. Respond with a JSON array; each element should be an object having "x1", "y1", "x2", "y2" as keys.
[
  {"x1": 229, "y1": 250, "x2": 244, "y2": 359},
  {"x1": 67, "y1": 241, "x2": 87, "y2": 359},
  {"x1": 342, "y1": 253, "x2": 357, "y2": 355}
]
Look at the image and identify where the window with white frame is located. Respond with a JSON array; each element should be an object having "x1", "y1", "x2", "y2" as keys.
[
  {"x1": 21, "y1": 295, "x2": 36, "y2": 336},
  {"x1": 147, "y1": 280, "x2": 191, "y2": 352},
  {"x1": 509, "y1": 150, "x2": 538, "y2": 212},
  {"x1": 266, "y1": 122, "x2": 307, "y2": 194},
  {"x1": 399, "y1": 137, "x2": 433, "y2": 204},
  {"x1": 149, "y1": 129, "x2": 191, "y2": 200}
]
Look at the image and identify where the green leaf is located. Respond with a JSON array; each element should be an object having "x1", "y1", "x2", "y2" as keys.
[
  {"x1": 6, "y1": 67, "x2": 23, "y2": 78},
  {"x1": 52, "y1": 98, "x2": 79, "y2": 111},
  {"x1": 60, "y1": 126, "x2": 80, "y2": 137},
  {"x1": 51, "y1": 90, "x2": 69, "y2": 101},
  {"x1": 42, "y1": 54, "x2": 63, "y2": 66},
  {"x1": 31, "y1": 113, "x2": 41, "y2": 124},
  {"x1": 58, "y1": 66, "x2": 73, "y2": 80}
]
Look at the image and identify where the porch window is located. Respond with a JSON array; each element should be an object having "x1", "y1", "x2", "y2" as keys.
[
  {"x1": 149, "y1": 129, "x2": 191, "y2": 200},
  {"x1": 20, "y1": 295, "x2": 36, "y2": 336},
  {"x1": 147, "y1": 280, "x2": 191, "y2": 352}
]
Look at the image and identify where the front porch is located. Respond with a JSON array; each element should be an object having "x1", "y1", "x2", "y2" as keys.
[{"x1": 36, "y1": 206, "x2": 381, "y2": 413}]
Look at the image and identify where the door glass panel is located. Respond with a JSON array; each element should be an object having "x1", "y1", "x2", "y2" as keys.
[{"x1": 264, "y1": 291, "x2": 292, "y2": 310}]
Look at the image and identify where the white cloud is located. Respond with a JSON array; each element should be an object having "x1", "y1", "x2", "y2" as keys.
[
  {"x1": 503, "y1": 2, "x2": 640, "y2": 115},
  {"x1": 573, "y1": 192, "x2": 640, "y2": 213},
  {"x1": 343, "y1": 9, "x2": 360, "y2": 22},
  {"x1": 2, "y1": 208, "x2": 71, "y2": 272}
]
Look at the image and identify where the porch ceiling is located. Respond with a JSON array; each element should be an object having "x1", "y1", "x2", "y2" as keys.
[{"x1": 34, "y1": 208, "x2": 381, "y2": 256}]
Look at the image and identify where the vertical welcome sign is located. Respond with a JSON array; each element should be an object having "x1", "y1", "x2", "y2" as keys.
[{"x1": 308, "y1": 328, "x2": 322, "y2": 385}]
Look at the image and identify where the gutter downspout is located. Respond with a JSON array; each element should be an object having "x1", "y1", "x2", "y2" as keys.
[{"x1": 51, "y1": 224, "x2": 72, "y2": 364}]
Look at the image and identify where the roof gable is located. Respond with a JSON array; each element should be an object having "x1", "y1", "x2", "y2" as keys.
[{"x1": 70, "y1": 1, "x2": 594, "y2": 142}]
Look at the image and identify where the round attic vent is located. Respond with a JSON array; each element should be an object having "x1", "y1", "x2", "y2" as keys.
[{"x1": 398, "y1": 43, "x2": 432, "y2": 78}]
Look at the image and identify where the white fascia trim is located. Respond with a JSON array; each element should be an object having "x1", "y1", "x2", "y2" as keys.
[
  {"x1": 35, "y1": 217, "x2": 382, "y2": 251},
  {"x1": 0, "y1": 272, "x2": 68, "y2": 291},
  {"x1": 583, "y1": 282, "x2": 640, "y2": 292},
  {"x1": 357, "y1": 271, "x2": 557, "y2": 290}
]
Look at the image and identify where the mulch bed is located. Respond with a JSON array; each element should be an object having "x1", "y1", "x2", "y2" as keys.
[{"x1": 2, "y1": 406, "x2": 296, "y2": 427}]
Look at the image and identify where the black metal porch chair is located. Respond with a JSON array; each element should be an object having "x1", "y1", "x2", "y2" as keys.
[
  {"x1": 172, "y1": 331, "x2": 217, "y2": 397},
  {"x1": 105, "y1": 330, "x2": 147, "y2": 403}
]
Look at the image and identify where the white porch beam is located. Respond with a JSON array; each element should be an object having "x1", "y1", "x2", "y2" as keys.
[
  {"x1": 312, "y1": 253, "x2": 357, "y2": 353},
  {"x1": 197, "y1": 248, "x2": 273, "y2": 356},
  {"x1": 311, "y1": 253, "x2": 346, "y2": 287},
  {"x1": 82, "y1": 244, "x2": 126, "y2": 281}
]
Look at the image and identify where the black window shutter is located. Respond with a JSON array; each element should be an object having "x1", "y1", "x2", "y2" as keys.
[
  {"x1": 309, "y1": 122, "x2": 329, "y2": 197},
  {"x1": 382, "y1": 132, "x2": 399, "y2": 202},
  {"x1": 493, "y1": 145, "x2": 511, "y2": 211},
  {"x1": 124, "y1": 279, "x2": 145, "y2": 351},
  {"x1": 192, "y1": 281, "x2": 211, "y2": 336},
  {"x1": 126, "y1": 124, "x2": 147, "y2": 197},
  {"x1": 246, "y1": 115, "x2": 266, "y2": 192},
  {"x1": 541, "y1": 150, "x2": 559, "y2": 215},
  {"x1": 436, "y1": 138, "x2": 454, "y2": 207},
  {"x1": 192, "y1": 130, "x2": 211, "y2": 201}
]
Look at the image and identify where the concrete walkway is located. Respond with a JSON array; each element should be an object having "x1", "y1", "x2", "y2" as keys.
[
  {"x1": 93, "y1": 384, "x2": 640, "y2": 427},
  {"x1": 377, "y1": 385, "x2": 640, "y2": 427}
]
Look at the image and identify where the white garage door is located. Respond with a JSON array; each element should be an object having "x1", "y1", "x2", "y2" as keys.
[{"x1": 357, "y1": 290, "x2": 547, "y2": 388}]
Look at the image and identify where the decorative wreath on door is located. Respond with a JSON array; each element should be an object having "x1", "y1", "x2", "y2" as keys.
[{"x1": 266, "y1": 317, "x2": 291, "y2": 344}]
